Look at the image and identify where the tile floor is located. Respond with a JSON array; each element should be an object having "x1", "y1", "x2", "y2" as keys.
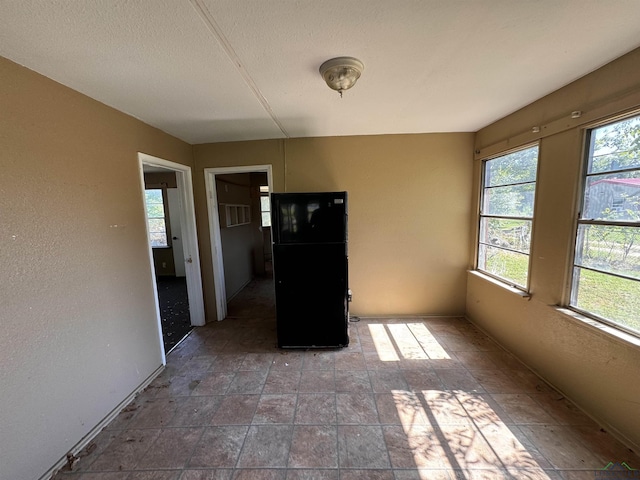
[{"x1": 54, "y1": 280, "x2": 640, "y2": 480}]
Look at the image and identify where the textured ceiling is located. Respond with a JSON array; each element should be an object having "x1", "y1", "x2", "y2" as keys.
[{"x1": 1, "y1": 0, "x2": 640, "y2": 144}]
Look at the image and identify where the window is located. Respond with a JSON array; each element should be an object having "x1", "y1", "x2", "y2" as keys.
[
  {"x1": 260, "y1": 185, "x2": 271, "y2": 227},
  {"x1": 145, "y1": 189, "x2": 168, "y2": 247},
  {"x1": 224, "y1": 204, "x2": 251, "y2": 227},
  {"x1": 571, "y1": 114, "x2": 640, "y2": 335},
  {"x1": 477, "y1": 145, "x2": 539, "y2": 288}
]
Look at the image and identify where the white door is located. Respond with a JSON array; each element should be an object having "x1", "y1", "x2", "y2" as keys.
[
  {"x1": 167, "y1": 188, "x2": 186, "y2": 277},
  {"x1": 139, "y1": 153, "x2": 206, "y2": 337}
]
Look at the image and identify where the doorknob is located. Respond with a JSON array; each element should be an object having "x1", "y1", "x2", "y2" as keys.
[{"x1": 186, "y1": 257, "x2": 193, "y2": 264}]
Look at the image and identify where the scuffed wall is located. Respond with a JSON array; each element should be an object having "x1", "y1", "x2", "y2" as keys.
[
  {"x1": 0, "y1": 56, "x2": 193, "y2": 480},
  {"x1": 467, "y1": 47, "x2": 640, "y2": 450}
]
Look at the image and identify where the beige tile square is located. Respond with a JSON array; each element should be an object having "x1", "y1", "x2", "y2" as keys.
[
  {"x1": 490, "y1": 394, "x2": 558, "y2": 425},
  {"x1": 337, "y1": 425, "x2": 390, "y2": 469},
  {"x1": 211, "y1": 394, "x2": 260, "y2": 425},
  {"x1": 288, "y1": 425, "x2": 338, "y2": 468},
  {"x1": 298, "y1": 370, "x2": 335, "y2": 393},
  {"x1": 336, "y1": 392, "x2": 379, "y2": 424},
  {"x1": 295, "y1": 393, "x2": 336, "y2": 424},
  {"x1": 237, "y1": 425, "x2": 293, "y2": 468},
  {"x1": 136, "y1": 427, "x2": 202, "y2": 469},
  {"x1": 188, "y1": 426, "x2": 248, "y2": 467},
  {"x1": 518, "y1": 425, "x2": 607, "y2": 469},
  {"x1": 253, "y1": 394, "x2": 297, "y2": 424},
  {"x1": 263, "y1": 369, "x2": 301, "y2": 394},
  {"x1": 87, "y1": 429, "x2": 161, "y2": 471}
]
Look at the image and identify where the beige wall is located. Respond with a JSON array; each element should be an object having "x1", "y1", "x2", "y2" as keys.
[
  {"x1": 195, "y1": 133, "x2": 474, "y2": 318},
  {"x1": 0, "y1": 57, "x2": 193, "y2": 480},
  {"x1": 467, "y1": 48, "x2": 640, "y2": 450}
]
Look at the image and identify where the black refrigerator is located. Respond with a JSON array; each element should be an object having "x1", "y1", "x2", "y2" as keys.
[{"x1": 271, "y1": 192, "x2": 349, "y2": 348}]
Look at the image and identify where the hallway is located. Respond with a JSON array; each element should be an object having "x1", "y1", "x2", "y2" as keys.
[{"x1": 55, "y1": 278, "x2": 639, "y2": 479}]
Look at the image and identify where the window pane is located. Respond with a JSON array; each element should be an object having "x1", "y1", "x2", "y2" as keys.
[
  {"x1": 262, "y1": 212, "x2": 271, "y2": 227},
  {"x1": 149, "y1": 232, "x2": 167, "y2": 247},
  {"x1": 571, "y1": 267, "x2": 640, "y2": 334},
  {"x1": 575, "y1": 224, "x2": 640, "y2": 279},
  {"x1": 146, "y1": 204, "x2": 165, "y2": 218},
  {"x1": 572, "y1": 114, "x2": 640, "y2": 336},
  {"x1": 145, "y1": 189, "x2": 163, "y2": 204},
  {"x1": 483, "y1": 183, "x2": 535, "y2": 217},
  {"x1": 588, "y1": 116, "x2": 640, "y2": 174},
  {"x1": 479, "y1": 218, "x2": 531, "y2": 254},
  {"x1": 485, "y1": 147, "x2": 538, "y2": 187},
  {"x1": 261, "y1": 196, "x2": 270, "y2": 211},
  {"x1": 478, "y1": 244, "x2": 529, "y2": 287},
  {"x1": 148, "y1": 218, "x2": 166, "y2": 232},
  {"x1": 582, "y1": 171, "x2": 640, "y2": 221}
]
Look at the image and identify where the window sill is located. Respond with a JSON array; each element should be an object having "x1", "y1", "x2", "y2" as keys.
[
  {"x1": 554, "y1": 307, "x2": 640, "y2": 349},
  {"x1": 468, "y1": 270, "x2": 531, "y2": 299}
]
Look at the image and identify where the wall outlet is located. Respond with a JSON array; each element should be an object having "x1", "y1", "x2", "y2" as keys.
[{"x1": 162, "y1": 262, "x2": 167, "y2": 268}]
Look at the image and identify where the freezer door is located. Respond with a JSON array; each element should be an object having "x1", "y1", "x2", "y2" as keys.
[{"x1": 271, "y1": 192, "x2": 347, "y2": 245}]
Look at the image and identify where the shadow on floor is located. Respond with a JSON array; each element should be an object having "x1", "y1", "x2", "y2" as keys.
[{"x1": 53, "y1": 274, "x2": 640, "y2": 479}]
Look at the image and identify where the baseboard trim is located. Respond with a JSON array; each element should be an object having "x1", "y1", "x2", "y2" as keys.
[
  {"x1": 352, "y1": 314, "x2": 465, "y2": 320},
  {"x1": 225, "y1": 277, "x2": 254, "y2": 304},
  {"x1": 40, "y1": 364, "x2": 165, "y2": 480},
  {"x1": 463, "y1": 314, "x2": 640, "y2": 455}
]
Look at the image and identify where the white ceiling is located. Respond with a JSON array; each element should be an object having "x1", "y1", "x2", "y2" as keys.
[{"x1": 2, "y1": 1, "x2": 640, "y2": 145}]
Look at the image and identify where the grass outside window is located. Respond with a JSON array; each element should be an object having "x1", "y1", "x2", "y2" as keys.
[
  {"x1": 477, "y1": 145, "x2": 539, "y2": 289},
  {"x1": 571, "y1": 114, "x2": 640, "y2": 336}
]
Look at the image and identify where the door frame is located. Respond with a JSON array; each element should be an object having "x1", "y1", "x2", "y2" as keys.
[
  {"x1": 138, "y1": 153, "x2": 206, "y2": 360},
  {"x1": 204, "y1": 165, "x2": 273, "y2": 321}
]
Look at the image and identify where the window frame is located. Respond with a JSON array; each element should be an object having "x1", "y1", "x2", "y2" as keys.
[
  {"x1": 144, "y1": 188, "x2": 169, "y2": 248},
  {"x1": 223, "y1": 204, "x2": 251, "y2": 227},
  {"x1": 260, "y1": 185, "x2": 271, "y2": 228},
  {"x1": 476, "y1": 143, "x2": 540, "y2": 291},
  {"x1": 568, "y1": 113, "x2": 640, "y2": 338}
]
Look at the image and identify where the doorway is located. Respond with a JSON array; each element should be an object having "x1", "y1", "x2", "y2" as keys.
[
  {"x1": 139, "y1": 153, "x2": 205, "y2": 361},
  {"x1": 204, "y1": 165, "x2": 273, "y2": 321}
]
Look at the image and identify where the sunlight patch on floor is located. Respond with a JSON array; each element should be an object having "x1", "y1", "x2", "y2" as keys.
[
  {"x1": 387, "y1": 324, "x2": 430, "y2": 359},
  {"x1": 369, "y1": 322, "x2": 450, "y2": 361},
  {"x1": 407, "y1": 323, "x2": 450, "y2": 359},
  {"x1": 393, "y1": 389, "x2": 552, "y2": 479},
  {"x1": 368, "y1": 323, "x2": 400, "y2": 361}
]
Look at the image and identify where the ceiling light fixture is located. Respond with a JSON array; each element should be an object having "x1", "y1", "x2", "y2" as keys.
[{"x1": 319, "y1": 57, "x2": 364, "y2": 98}]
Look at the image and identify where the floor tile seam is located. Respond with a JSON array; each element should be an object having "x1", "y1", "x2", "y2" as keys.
[
  {"x1": 188, "y1": 392, "x2": 231, "y2": 400},
  {"x1": 368, "y1": 406, "x2": 396, "y2": 473},
  {"x1": 135, "y1": 426, "x2": 207, "y2": 472},
  {"x1": 78, "y1": 465, "x2": 579, "y2": 474},
  {"x1": 526, "y1": 391, "x2": 595, "y2": 427},
  {"x1": 489, "y1": 420, "x2": 565, "y2": 427},
  {"x1": 226, "y1": 420, "x2": 251, "y2": 471},
  {"x1": 537, "y1": 424, "x2": 633, "y2": 466},
  {"x1": 111, "y1": 425, "x2": 220, "y2": 432},
  {"x1": 511, "y1": 425, "x2": 575, "y2": 469},
  {"x1": 469, "y1": 416, "x2": 549, "y2": 474},
  {"x1": 66, "y1": 467, "x2": 187, "y2": 474}
]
